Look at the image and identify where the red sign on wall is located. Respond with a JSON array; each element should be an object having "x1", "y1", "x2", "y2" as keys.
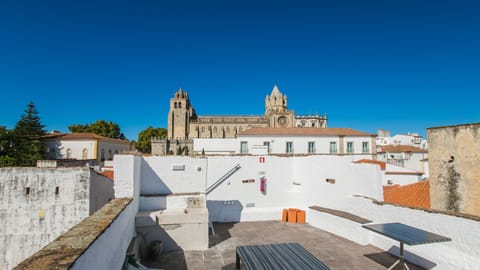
[{"x1": 259, "y1": 156, "x2": 265, "y2": 163}]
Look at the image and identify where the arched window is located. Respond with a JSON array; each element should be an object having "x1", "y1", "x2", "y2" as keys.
[
  {"x1": 108, "y1": 149, "x2": 113, "y2": 160},
  {"x1": 178, "y1": 102, "x2": 182, "y2": 108},
  {"x1": 66, "y1": 148, "x2": 72, "y2": 159},
  {"x1": 174, "y1": 102, "x2": 177, "y2": 108},
  {"x1": 101, "y1": 149, "x2": 105, "y2": 161},
  {"x1": 82, "y1": 148, "x2": 88, "y2": 159}
]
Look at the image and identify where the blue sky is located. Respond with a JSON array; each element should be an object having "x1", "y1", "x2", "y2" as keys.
[{"x1": 1, "y1": 0, "x2": 479, "y2": 140}]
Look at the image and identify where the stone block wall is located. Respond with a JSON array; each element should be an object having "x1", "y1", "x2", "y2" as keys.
[{"x1": 428, "y1": 123, "x2": 480, "y2": 216}]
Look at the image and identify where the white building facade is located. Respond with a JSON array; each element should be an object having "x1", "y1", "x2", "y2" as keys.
[
  {"x1": 43, "y1": 133, "x2": 132, "y2": 164},
  {"x1": 193, "y1": 127, "x2": 377, "y2": 160},
  {"x1": 377, "y1": 145, "x2": 428, "y2": 173},
  {"x1": 376, "y1": 129, "x2": 428, "y2": 150}
]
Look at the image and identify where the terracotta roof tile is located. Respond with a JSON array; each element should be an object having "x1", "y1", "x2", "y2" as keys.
[
  {"x1": 100, "y1": 171, "x2": 114, "y2": 181},
  {"x1": 379, "y1": 145, "x2": 427, "y2": 153},
  {"x1": 355, "y1": 159, "x2": 387, "y2": 170},
  {"x1": 383, "y1": 180, "x2": 430, "y2": 208},
  {"x1": 43, "y1": 133, "x2": 130, "y2": 144},
  {"x1": 239, "y1": 127, "x2": 375, "y2": 136}
]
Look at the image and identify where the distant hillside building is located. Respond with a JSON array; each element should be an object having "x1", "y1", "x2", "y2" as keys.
[
  {"x1": 152, "y1": 85, "x2": 327, "y2": 155},
  {"x1": 428, "y1": 123, "x2": 480, "y2": 216},
  {"x1": 43, "y1": 132, "x2": 132, "y2": 164},
  {"x1": 376, "y1": 129, "x2": 428, "y2": 150},
  {"x1": 377, "y1": 145, "x2": 428, "y2": 173}
]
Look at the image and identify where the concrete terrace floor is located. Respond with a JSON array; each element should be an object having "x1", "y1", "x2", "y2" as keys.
[{"x1": 145, "y1": 221, "x2": 426, "y2": 270}]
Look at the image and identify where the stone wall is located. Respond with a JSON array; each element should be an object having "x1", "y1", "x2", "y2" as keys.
[
  {"x1": 0, "y1": 167, "x2": 113, "y2": 269},
  {"x1": 428, "y1": 123, "x2": 480, "y2": 216},
  {"x1": 13, "y1": 198, "x2": 133, "y2": 270}
]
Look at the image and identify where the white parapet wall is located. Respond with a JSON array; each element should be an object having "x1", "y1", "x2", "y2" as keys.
[
  {"x1": 205, "y1": 155, "x2": 383, "y2": 222},
  {"x1": 71, "y1": 199, "x2": 137, "y2": 270},
  {"x1": 307, "y1": 196, "x2": 480, "y2": 270}
]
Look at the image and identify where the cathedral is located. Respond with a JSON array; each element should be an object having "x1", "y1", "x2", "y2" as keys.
[{"x1": 152, "y1": 85, "x2": 327, "y2": 155}]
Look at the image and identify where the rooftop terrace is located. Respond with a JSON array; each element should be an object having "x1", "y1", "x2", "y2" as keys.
[{"x1": 146, "y1": 220, "x2": 424, "y2": 270}]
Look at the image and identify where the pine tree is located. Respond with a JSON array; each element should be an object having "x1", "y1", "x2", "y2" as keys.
[{"x1": 13, "y1": 102, "x2": 46, "y2": 166}]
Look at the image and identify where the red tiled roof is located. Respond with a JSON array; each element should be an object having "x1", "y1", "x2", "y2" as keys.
[
  {"x1": 379, "y1": 145, "x2": 427, "y2": 153},
  {"x1": 355, "y1": 159, "x2": 387, "y2": 170},
  {"x1": 383, "y1": 180, "x2": 430, "y2": 209},
  {"x1": 239, "y1": 127, "x2": 375, "y2": 136},
  {"x1": 43, "y1": 133, "x2": 130, "y2": 144},
  {"x1": 100, "y1": 170, "x2": 114, "y2": 181}
]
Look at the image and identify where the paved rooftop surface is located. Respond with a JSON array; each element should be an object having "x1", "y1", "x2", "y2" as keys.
[{"x1": 144, "y1": 221, "x2": 425, "y2": 270}]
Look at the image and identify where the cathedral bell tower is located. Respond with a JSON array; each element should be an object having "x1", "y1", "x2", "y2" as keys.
[
  {"x1": 265, "y1": 85, "x2": 294, "y2": 128},
  {"x1": 167, "y1": 88, "x2": 195, "y2": 140}
]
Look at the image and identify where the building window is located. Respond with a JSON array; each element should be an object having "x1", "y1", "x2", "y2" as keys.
[
  {"x1": 66, "y1": 148, "x2": 72, "y2": 159},
  {"x1": 174, "y1": 102, "x2": 177, "y2": 108},
  {"x1": 178, "y1": 102, "x2": 182, "y2": 108},
  {"x1": 82, "y1": 148, "x2": 88, "y2": 159},
  {"x1": 115, "y1": 150, "x2": 119, "y2": 155},
  {"x1": 263, "y1": 141, "x2": 270, "y2": 153},
  {"x1": 347, "y1": 142, "x2": 354, "y2": 153},
  {"x1": 286, "y1": 142, "x2": 293, "y2": 153},
  {"x1": 101, "y1": 149, "x2": 105, "y2": 161},
  {"x1": 55, "y1": 186, "x2": 59, "y2": 195},
  {"x1": 329, "y1": 142, "x2": 337, "y2": 154},
  {"x1": 108, "y1": 149, "x2": 113, "y2": 160},
  {"x1": 308, "y1": 142, "x2": 315, "y2": 154},
  {"x1": 362, "y1": 142, "x2": 369, "y2": 153},
  {"x1": 240, "y1": 141, "x2": 248, "y2": 154},
  {"x1": 25, "y1": 187, "x2": 30, "y2": 195},
  {"x1": 311, "y1": 122, "x2": 315, "y2": 127},
  {"x1": 201, "y1": 127, "x2": 205, "y2": 133}
]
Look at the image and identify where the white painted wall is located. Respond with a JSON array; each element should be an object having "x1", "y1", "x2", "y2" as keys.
[
  {"x1": 0, "y1": 167, "x2": 93, "y2": 269},
  {"x1": 70, "y1": 200, "x2": 137, "y2": 270},
  {"x1": 205, "y1": 156, "x2": 383, "y2": 222},
  {"x1": 384, "y1": 163, "x2": 423, "y2": 186},
  {"x1": 114, "y1": 155, "x2": 142, "y2": 213},
  {"x1": 90, "y1": 172, "x2": 114, "y2": 214},
  {"x1": 44, "y1": 139, "x2": 96, "y2": 160},
  {"x1": 195, "y1": 135, "x2": 375, "y2": 157},
  {"x1": 308, "y1": 196, "x2": 480, "y2": 270},
  {"x1": 193, "y1": 138, "x2": 237, "y2": 155},
  {"x1": 141, "y1": 156, "x2": 207, "y2": 195}
]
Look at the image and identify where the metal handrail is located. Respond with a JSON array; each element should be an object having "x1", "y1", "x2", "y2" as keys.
[{"x1": 206, "y1": 164, "x2": 241, "y2": 194}]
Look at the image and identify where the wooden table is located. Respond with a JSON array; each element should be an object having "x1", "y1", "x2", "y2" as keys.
[
  {"x1": 363, "y1": 222, "x2": 451, "y2": 270},
  {"x1": 236, "y1": 242, "x2": 330, "y2": 270}
]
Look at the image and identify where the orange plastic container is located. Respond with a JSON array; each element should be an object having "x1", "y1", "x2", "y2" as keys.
[
  {"x1": 282, "y1": 208, "x2": 288, "y2": 222},
  {"x1": 297, "y1": 210, "x2": 306, "y2": 224},
  {"x1": 288, "y1": 208, "x2": 297, "y2": 223}
]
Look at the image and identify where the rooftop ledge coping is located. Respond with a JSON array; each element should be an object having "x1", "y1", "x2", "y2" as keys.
[
  {"x1": 13, "y1": 197, "x2": 133, "y2": 270},
  {"x1": 309, "y1": 205, "x2": 372, "y2": 224}
]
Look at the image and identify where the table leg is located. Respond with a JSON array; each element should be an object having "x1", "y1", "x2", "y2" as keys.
[{"x1": 236, "y1": 251, "x2": 240, "y2": 270}]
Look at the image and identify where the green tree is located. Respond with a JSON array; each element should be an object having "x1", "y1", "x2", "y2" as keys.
[
  {"x1": 68, "y1": 120, "x2": 126, "y2": 140},
  {"x1": 136, "y1": 126, "x2": 167, "y2": 154},
  {"x1": 13, "y1": 102, "x2": 46, "y2": 166},
  {"x1": 0, "y1": 126, "x2": 15, "y2": 167}
]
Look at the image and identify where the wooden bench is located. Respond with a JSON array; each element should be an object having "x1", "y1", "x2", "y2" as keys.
[
  {"x1": 309, "y1": 205, "x2": 372, "y2": 224},
  {"x1": 236, "y1": 243, "x2": 330, "y2": 270}
]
